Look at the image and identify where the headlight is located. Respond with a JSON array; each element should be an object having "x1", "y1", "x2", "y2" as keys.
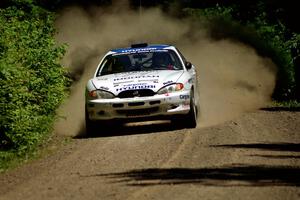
[
  {"x1": 157, "y1": 83, "x2": 184, "y2": 94},
  {"x1": 88, "y1": 90, "x2": 115, "y2": 99}
]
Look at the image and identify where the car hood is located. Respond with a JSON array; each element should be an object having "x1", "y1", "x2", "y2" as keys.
[{"x1": 92, "y1": 70, "x2": 184, "y2": 95}]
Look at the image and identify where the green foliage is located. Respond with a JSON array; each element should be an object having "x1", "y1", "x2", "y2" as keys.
[
  {"x1": 272, "y1": 100, "x2": 300, "y2": 109},
  {"x1": 184, "y1": 4, "x2": 234, "y2": 20},
  {"x1": 184, "y1": 5, "x2": 298, "y2": 100},
  {"x1": 0, "y1": 5, "x2": 69, "y2": 160},
  {"x1": 249, "y1": 8, "x2": 297, "y2": 99}
]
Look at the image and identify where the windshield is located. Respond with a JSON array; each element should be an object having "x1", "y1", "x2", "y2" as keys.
[{"x1": 97, "y1": 50, "x2": 183, "y2": 76}]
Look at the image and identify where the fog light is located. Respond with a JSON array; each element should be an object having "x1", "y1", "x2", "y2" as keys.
[{"x1": 169, "y1": 104, "x2": 179, "y2": 109}]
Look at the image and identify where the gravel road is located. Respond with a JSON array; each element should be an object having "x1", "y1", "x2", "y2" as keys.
[
  {"x1": 0, "y1": 109, "x2": 299, "y2": 200},
  {"x1": 1, "y1": 3, "x2": 299, "y2": 199}
]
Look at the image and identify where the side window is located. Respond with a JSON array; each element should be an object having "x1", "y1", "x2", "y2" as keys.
[
  {"x1": 169, "y1": 50, "x2": 183, "y2": 70},
  {"x1": 176, "y1": 48, "x2": 187, "y2": 65},
  {"x1": 98, "y1": 56, "x2": 113, "y2": 76}
]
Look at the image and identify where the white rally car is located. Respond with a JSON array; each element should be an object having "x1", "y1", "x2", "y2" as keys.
[{"x1": 85, "y1": 43, "x2": 198, "y2": 134}]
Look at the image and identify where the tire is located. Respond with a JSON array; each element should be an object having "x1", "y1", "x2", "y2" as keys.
[
  {"x1": 85, "y1": 108, "x2": 96, "y2": 137},
  {"x1": 171, "y1": 90, "x2": 198, "y2": 128},
  {"x1": 85, "y1": 108, "x2": 116, "y2": 137},
  {"x1": 184, "y1": 90, "x2": 198, "y2": 128}
]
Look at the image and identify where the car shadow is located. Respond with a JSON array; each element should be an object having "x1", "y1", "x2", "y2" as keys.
[
  {"x1": 84, "y1": 164, "x2": 300, "y2": 187},
  {"x1": 75, "y1": 120, "x2": 186, "y2": 139},
  {"x1": 82, "y1": 143, "x2": 300, "y2": 186}
]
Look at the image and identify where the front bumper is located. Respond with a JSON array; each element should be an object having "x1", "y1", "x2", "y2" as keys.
[{"x1": 86, "y1": 91, "x2": 191, "y2": 120}]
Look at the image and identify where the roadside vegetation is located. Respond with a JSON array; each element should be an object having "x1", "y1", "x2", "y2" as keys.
[
  {"x1": 0, "y1": 0, "x2": 70, "y2": 171},
  {"x1": 0, "y1": 0, "x2": 299, "y2": 171},
  {"x1": 182, "y1": 5, "x2": 299, "y2": 102},
  {"x1": 132, "y1": 0, "x2": 299, "y2": 102}
]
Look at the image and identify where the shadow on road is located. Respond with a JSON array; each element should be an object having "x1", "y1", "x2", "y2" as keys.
[
  {"x1": 92, "y1": 164, "x2": 300, "y2": 187},
  {"x1": 250, "y1": 154, "x2": 300, "y2": 159},
  {"x1": 211, "y1": 142, "x2": 300, "y2": 160},
  {"x1": 211, "y1": 143, "x2": 300, "y2": 152},
  {"x1": 91, "y1": 143, "x2": 300, "y2": 186},
  {"x1": 261, "y1": 107, "x2": 300, "y2": 112},
  {"x1": 75, "y1": 120, "x2": 185, "y2": 139}
]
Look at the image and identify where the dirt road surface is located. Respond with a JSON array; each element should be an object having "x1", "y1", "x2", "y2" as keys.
[{"x1": 0, "y1": 109, "x2": 299, "y2": 200}]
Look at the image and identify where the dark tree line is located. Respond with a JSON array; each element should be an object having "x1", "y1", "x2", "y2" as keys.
[
  {"x1": 1, "y1": 0, "x2": 298, "y2": 33},
  {"x1": 1, "y1": 0, "x2": 299, "y2": 100}
]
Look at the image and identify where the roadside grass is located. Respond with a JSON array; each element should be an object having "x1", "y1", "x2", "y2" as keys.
[
  {"x1": 0, "y1": 134, "x2": 71, "y2": 173},
  {"x1": 1, "y1": 5, "x2": 70, "y2": 172}
]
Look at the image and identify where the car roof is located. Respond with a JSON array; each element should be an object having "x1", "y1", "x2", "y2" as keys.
[{"x1": 110, "y1": 44, "x2": 174, "y2": 54}]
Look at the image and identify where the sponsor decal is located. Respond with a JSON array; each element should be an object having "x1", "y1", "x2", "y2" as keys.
[
  {"x1": 113, "y1": 80, "x2": 133, "y2": 85},
  {"x1": 114, "y1": 75, "x2": 159, "y2": 82},
  {"x1": 138, "y1": 79, "x2": 159, "y2": 83},
  {"x1": 97, "y1": 78, "x2": 108, "y2": 81},
  {"x1": 163, "y1": 81, "x2": 174, "y2": 85},
  {"x1": 116, "y1": 84, "x2": 156, "y2": 92},
  {"x1": 180, "y1": 95, "x2": 190, "y2": 100},
  {"x1": 114, "y1": 48, "x2": 168, "y2": 55},
  {"x1": 123, "y1": 83, "x2": 147, "y2": 87},
  {"x1": 99, "y1": 86, "x2": 109, "y2": 91},
  {"x1": 120, "y1": 47, "x2": 157, "y2": 53},
  {"x1": 113, "y1": 77, "x2": 134, "y2": 81}
]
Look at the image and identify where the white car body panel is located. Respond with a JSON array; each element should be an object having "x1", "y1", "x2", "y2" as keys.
[{"x1": 85, "y1": 44, "x2": 198, "y2": 121}]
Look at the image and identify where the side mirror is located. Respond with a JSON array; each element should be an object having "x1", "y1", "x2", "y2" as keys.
[{"x1": 186, "y1": 61, "x2": 192, "y2": 70}]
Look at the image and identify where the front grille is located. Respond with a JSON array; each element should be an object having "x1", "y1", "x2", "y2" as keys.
[
  {"x1": 118, "y1": 89, "x2": 155, "y2": 98},
  {"x1": 112, "y1": 103, "x2": 124, "y2": 108},
  {"x1": 128, "y1": 102, "x2": 145, "y2": 106},
  {"x1": 149, "y1": 100, "x2": 161, "y2": 105},
  {"x1": 116, "y1": 107, "x2": 159, "y2": 117}
]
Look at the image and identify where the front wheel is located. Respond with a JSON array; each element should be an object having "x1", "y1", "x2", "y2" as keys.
[
  {"x1": 185, "y1": 90, "x2": 198, "y2": 128},
  {"x1": 172, "y1": 91, "x2": 198, "y2": 128},
  {"x1": 85, "y1": 108, "x2": 96, "y2": 137},
  {"x1": 85, "y1": 108, "x2": 116, "y2": 137}
]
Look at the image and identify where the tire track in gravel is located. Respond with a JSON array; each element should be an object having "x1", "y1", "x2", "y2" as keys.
[
  {"x1": 0, "y1": 123, "x2": 192, "y2": 200},
  {"x1": 1, "y1": 111, "x2": 299, "y2": 200},
  {"x1": 125, "y1": 127, "x2": 195, "y2": 200},
  {"x1": 124, "y1": 124, "x2": 240, "y2": 200},
  {"x1": 118, "y1": 111, "x2": 300, "y2": 200}
]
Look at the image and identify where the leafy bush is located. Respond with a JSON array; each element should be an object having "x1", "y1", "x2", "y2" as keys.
[
  {"x1": 0, "y1": 5, "x2": 69, "y2": 157},
  {"x1": 184, "y1": 5, "x2": 299, "y2": 100}
]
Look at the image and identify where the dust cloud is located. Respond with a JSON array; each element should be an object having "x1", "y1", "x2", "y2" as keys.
[{"x1": 53, "y1": 3, "x2": 276, "y2": 136}]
